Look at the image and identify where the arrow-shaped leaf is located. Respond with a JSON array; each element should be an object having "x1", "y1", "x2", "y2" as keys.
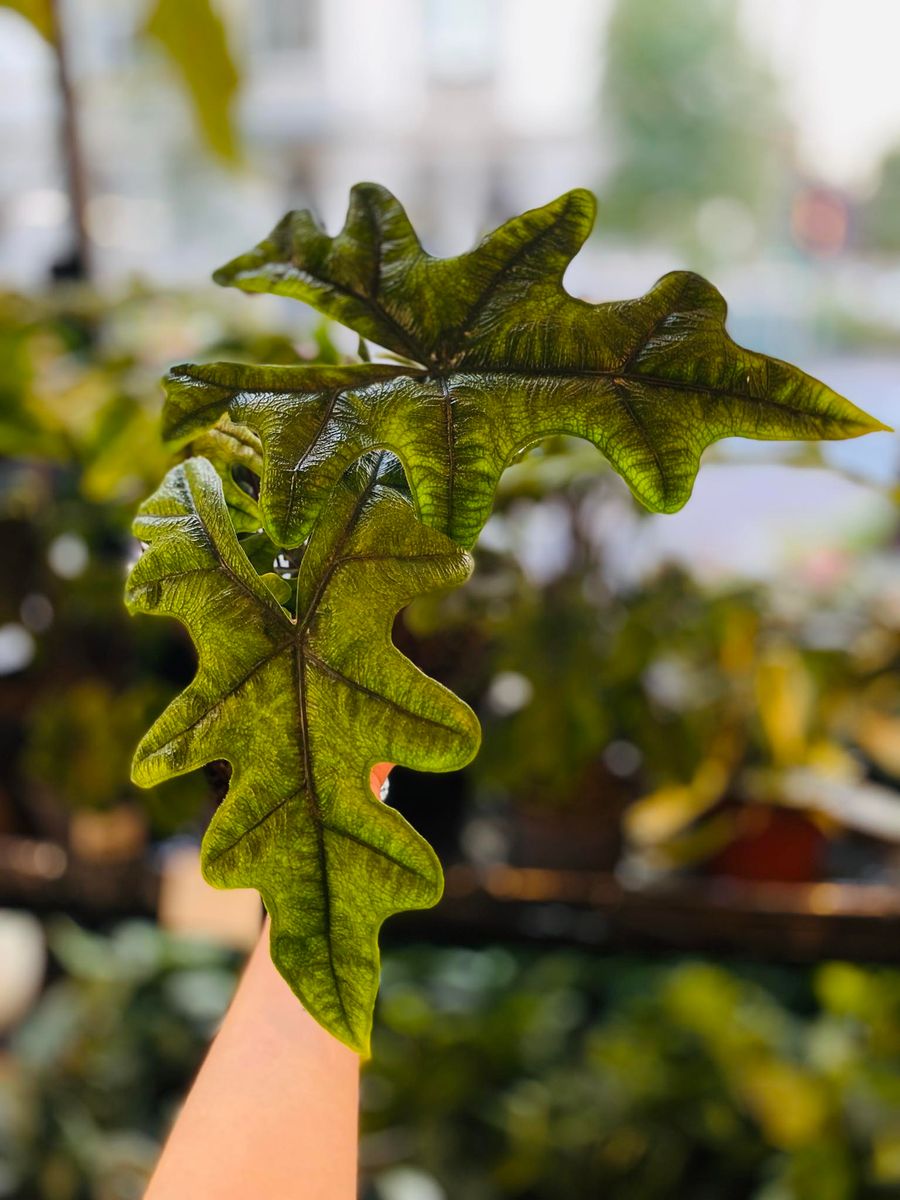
[
  {"x1": 126, "y1": 454, "x2": 480, "y2": 1052},
  {"x1": 161, "y1": 184, "x2": 886, "y2": 548}
]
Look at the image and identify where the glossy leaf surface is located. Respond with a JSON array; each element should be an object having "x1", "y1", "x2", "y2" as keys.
[
  {"x1": 163, "y1": 184, "x2": 886, "y2": 548},
  {"x1": 132, "y1": 183, "x2": 887, "y2": 1049},
  {"x1": 186, "y1": 414, "x2": 264, "y2": 532},
  {"x1": 126, "y1": 455, "x2": 479, "y2": 1052}
]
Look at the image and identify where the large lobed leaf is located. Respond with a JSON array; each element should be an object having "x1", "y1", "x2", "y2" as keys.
[
  {"x1": 126, "y1": 454, "x2": 479, "y2": 1053},
  {"x1": 162, "y1": 183, "x2": 886, "y2": 549},
  {"x1": 131, "y1": 183, "x2": 887, "y2": 1050}
]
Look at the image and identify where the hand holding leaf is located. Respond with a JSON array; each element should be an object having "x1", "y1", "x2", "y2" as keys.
[{"x1": 130, "y1": 184, "x2": 886, "y2": 1050}]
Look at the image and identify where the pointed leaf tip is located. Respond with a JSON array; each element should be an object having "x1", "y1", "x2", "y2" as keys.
[{"x1": 167, "y1": 189, "x2": 889, "y2": 548}]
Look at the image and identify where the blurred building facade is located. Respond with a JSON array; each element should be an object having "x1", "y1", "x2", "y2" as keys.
[{"x1": 1, "y1": 0, "x2": 606, "y2": 284}]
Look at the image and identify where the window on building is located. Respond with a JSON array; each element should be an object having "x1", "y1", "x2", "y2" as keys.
[{"x1": 258, "y1": 0, "x2": 317, "y2": 53}]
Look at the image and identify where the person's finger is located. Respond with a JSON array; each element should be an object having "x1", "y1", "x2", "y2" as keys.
[{"x1": 369, "y1": 762, "x2": 393, "y2": 799}]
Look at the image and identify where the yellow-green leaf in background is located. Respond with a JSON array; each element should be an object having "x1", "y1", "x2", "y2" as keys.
[
  {"x1": 0, "y1": 0, "x2": 55, "y2": 42},
  {"x1": 143, "y1": 0, "x2": 241, "y2": 163},
  {"x1": 755, "y1": 644, "x2": 813, "y2": 768}
]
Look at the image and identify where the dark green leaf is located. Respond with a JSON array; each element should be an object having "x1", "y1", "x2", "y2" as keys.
[
  {"x1": 143, "y1": 0, "x2": 241, "y2": 163},
  {"x1": 126, "y1": 455, "x2": 479, "y2": 1052},
  {"x1": 163, "y1": 184, "x2": 886, "y2": 548},
  {"x1": 185, "y1": 414, "x2": 263, "y2": 532}
]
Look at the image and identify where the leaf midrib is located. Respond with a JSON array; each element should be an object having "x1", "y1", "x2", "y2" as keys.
[
  {"x1": 283, "y1": 261, "x2": 427, "y2": 367},
  {"x1": 195, "y1": 458, "x2": 398, "y2": 1038},
  {"x1": 295, "y1": 643, "x2": 352, "y2": 1034},
  {"x1": 180, "y1": 362, "x2": 829, "y2": 426}
]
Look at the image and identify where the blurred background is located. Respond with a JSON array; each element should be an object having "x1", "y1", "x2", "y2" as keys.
[{"x1": 2, "y1": 1, "x2": 900, "y2": 1197}]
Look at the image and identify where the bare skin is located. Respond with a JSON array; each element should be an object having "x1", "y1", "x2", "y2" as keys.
[{"x1": 145, "y1": 763, "x2": 393, "y2": 1200}]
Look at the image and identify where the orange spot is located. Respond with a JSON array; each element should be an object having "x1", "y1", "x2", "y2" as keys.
[{"x1": 369, "y1": 762, "x2": 393, "y2": 799}]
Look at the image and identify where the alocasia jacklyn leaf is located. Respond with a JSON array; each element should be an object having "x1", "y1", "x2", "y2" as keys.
[
  {"x1": 126, "y1": 454, "x2": 479, "y2": 1051},
  {"x1": 162, "y1": 183, "x2": 886, "y2": 549},
  {"x1": 130, "y1": 183, "x2": 887, "y2": 1051}
]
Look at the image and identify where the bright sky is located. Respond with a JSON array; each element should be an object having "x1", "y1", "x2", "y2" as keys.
[{"x1": 742, "y1": 0, "x2": 900, "y2": 189}]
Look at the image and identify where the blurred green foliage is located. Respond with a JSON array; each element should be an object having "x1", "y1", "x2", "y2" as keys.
[
  {"x1": 3, "y1": 924, "x2": 900, "y2": 1199},
  {"x1": 601, "y1": 0, "x2": 788, "y2": 253},
  {"x1": 0, "y1": 0, "x2": 896, "y2": 1190},
  {"x1": 1, "y1": 285, "x2": 897, "y2": 1195},
  {"x1": 407, "y1": 436, "x2": 900, "y2": 877},
  {"x1": 366, "y1": 949, "x2": 900, "y2": 1200},
  {"x1": 2, "y1": 284, "x2": 897, "y2": 877},
  {"x1": 0, "y1": 921, "x2": 240, "y2": 1200},
  {"x1": 0, "y1": 287, "x2": 316, "y2": 839}
]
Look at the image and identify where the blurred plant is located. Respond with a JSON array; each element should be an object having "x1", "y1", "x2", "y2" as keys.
[
  {"x1": 0, "y1": 286, "x2": 332, "y2": 846},
  {"x1": 5, "y1": 279, "x2": 890, "y2": 885},
  {"x1": 0, "y1": 0, "x2": 241, "y2": 276},
  {"x1": 623, "y1": 542, "x2": 900, "y2": 881},
  {"x1": 0, "y1": 920, "x2": 239, "y2": 1200},
  {"x1": 24, "y1": 680, "x2": 201, "y2": 834},
  {"x1": 405, "y1": 437, "x2": 900, "y2": 883},
  {"x1": 0, "y1": 290, "x2": 174, "y2": 504},
  {"x1": 363, "y1": 949, "x2": 900, "y2": 1200},
  {"x1": 4, "y1": 926, "x2": 900, "y2": 1200},
  {"x1": 600, "y1": 0, "x2": 789, "y2": 256}
]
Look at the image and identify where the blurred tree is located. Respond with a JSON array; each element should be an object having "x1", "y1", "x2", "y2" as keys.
[
  {"x1": 858, "y1": 145, "x2": 900, "y2": 256},
  {"x1": 600, "y1": 0, "x2": 790, "y2": 256}
]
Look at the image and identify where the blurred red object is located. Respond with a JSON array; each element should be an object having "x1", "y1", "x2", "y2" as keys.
[
  {"x1": 709, "y1": 807, "x2": 825, "y2": 883},
  {"x1": 791, "y1": 185, "x2": 849, "y2": 256}
]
